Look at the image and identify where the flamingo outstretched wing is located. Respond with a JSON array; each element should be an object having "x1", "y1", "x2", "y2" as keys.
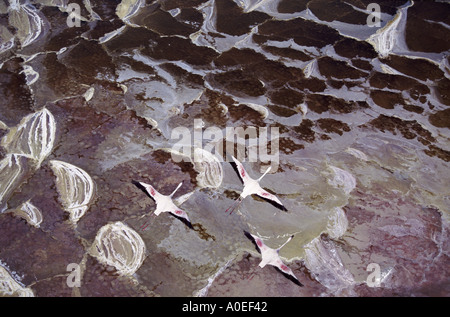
[
  {"x1": 249, "y1": 234, "x2": 263, "y2": 248},
  {"x1": 272, "y1": 258, "x2": 300, "y2": 284},
  {"x1": 255, "y1": 187, "x2": 287, "y2": 211},
  {"x1": 137, "y1": 181, "x2": 161, "y2": 201},
  {"x1": 231, "y1": 156, "x2": 251, "y2": 184},
  {"x1": 168, "y1": 205, "x2": 191, "y2": 225}
]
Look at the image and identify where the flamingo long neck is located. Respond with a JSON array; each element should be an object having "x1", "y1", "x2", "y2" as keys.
[
  {"x1": 170, "y1": 182, "x2": 183, "y2": 197},
  {"x1": 257, "y1": 166, "x2": 272, "y2": 182},
  {"x1": 277, "y1": 235, "x2": 294, "y2": 252}
]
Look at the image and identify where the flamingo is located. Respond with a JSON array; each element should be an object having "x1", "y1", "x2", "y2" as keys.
[
  {"x1": 247, "y1": 232, "x2": 302, "y2": 286},
  {"x1": 226, "y1": 155, "x2": 287, "y2": 214},
  {"x1": 133, "y1": 181, "x2": 192, "y2": 227}
]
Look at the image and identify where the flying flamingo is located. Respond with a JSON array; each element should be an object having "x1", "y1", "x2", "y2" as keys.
[
  {"x1": 226, "y1": 155, "x2": 287, "y2": 214},
  {"x1": 246, "y1": 232, "x2": 302, "y2": 286},
  {"x1": 133, "y1": 181, "x2": 192, "y2": 228}
]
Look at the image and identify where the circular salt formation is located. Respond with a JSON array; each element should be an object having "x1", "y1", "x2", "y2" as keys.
[
  {"x1": 12, "y1": 201, "x2": 43, "y2": 228},
  {"x1": 1, "y1": 108, "x2": 56, "y2": 167},
  {"x1": 49, "y1": 160, "x2": 95, "y2": 224},
  {"x1": 326, "y1": 207, "x2": 348, "y2": 239},
  {"x1": 193, "y1": 148, "x2": 223, "y2": 189},
  {"x1": 0, "y1": 264, "x2": 34, "y2": 297},
  {"x1": 327, "y1": 166, "x2": 356, "y2": 195},
  {"x1": 89, "y1": 222, "x2": 146, "y2": 276},
  {"x1": 116, "y1": 0, "x2": 144, "y2": 24}
]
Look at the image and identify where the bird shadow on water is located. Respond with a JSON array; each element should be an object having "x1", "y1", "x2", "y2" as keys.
[
  {"x1": 244, "y1": 230, "x2": 260, "y2": 253},
  {"x1": 131, "y1": 180, "x2": 153, "y2": 200},
  {"x1": 253, "y1": 193, "x2": 289, "y2": 212},
  {"x1": 274, "y1": 267, "x2": 304, "y2": 287},
  {"x1": 167, "y1": 213, "x2": 194, "y2": 230}
]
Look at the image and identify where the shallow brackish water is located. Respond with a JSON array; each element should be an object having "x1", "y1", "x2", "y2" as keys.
[{"x1": 0, "y1": 0, "x2": 449, "y2": 297}]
